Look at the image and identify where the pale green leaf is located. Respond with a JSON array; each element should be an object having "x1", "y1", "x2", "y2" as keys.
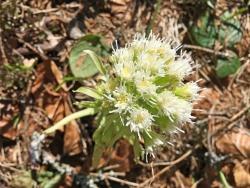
[
  {"x1": 74, "y1": 87, "x2": 102, "y2": 99},
  {"x1": 83, "y1": 50, "x2": 106, "y2": 75}
]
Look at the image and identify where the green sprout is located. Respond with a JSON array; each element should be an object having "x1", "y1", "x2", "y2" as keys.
[{"x1": 43, "y1": 33, "x2": 200, "y2": 167}]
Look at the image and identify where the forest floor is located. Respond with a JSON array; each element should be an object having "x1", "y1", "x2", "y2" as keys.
[{"x1": 0, "y1": 0, "x2": 250, "y2": 187}]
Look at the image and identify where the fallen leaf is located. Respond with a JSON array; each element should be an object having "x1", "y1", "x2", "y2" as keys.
[
  {"x1": 233, "y1": 161, "x2": 250, "y2": 187},
  {"x1": 99, "y1": 139, "x2": 134, "y2": 172},
  {"x1": 46, "y1": 60, "x2": 67, "y2": 91},
  {"x1": 215, "y1": 129, "x2": 250, "y2": 157},
  {"x1": 63, "y1": 96, "x2": 83, "y2": 156},
  {"x1": 45, "y1": 96, "x2": 62, "y2": 119},
  {"x1": 0, "y1": 119, "x2": 16, "y2": 140},
  {"x1": 193, "y1": 88, "x2": 220, "y2": 115}
]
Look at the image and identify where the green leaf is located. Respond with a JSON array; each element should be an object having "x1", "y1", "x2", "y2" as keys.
[
  {"x1": 92, "y1": 144, "x2": 106, "y2": 167},
  {"x1": 74, "y1": 87, "x2": 102, "y2": 99},
  {"x1": 190, "y1": 11, "x2": 217, "y2": 48},
  {"x1": 83, "y1": 50, "x2": 106, "y2": 75},
  {"x1": 10, "y1": 171, "x2": 35, "y2": 188},
  {"x1": 69, "y1": 34, "x2": 109, "y2": 78},
  {"x1": 92, "y1": 114, "x2": 133, "y2": 167},
  {"x1": 41, "y1": 174, "x2": 64, "y2": 188},
  {"x1": 74, "y1": 101, "x2": 98, "y2": 108},
  {"x1": 92, "y1": 115, "x2": 123, "y2": 167},
  {"x1": 142, "y1": 131, "x2": 162, "y2": 147},
  {"x1": 154, "y1": 115, "x2": 174, "y2": 131},
  {"x1": 216, "y1": 57, "x2": 241, "y2": 78},
  {"x1": 131, "y1": 136, "x2": 142, "y2": 161},
  {"x1": 154, "y1": 75, "x2": 179, "y2": 88},
  {"x1": 218, "y1": 11, "x2": 242, "y2": 48}
]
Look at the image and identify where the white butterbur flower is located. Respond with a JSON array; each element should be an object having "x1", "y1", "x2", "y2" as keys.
[
  {"x1": 132, "y1": 32, "x2": 176, "y2": 62},
  {"x1": 185, "y1": 82, "x2": 200, "y2": 100},
  {"x1": 111, "y1": 47, "x2": 133, "y2": 63},
  {"x1": 114, "y1": 60, "x2": 135, "y2": 81},
  {"x1": 127, "y1": 107, "x2": 154, "y2": 135},
  {"x1": 89, "y1": 32, "x2": 201, "y2": 163},
  {"x1": 166, "y1": 52, "x2": 193, "y2": 80},
  {"x1": 134, "y1": 71, "x2": 157, "y2": 95},
  {"x1": 111, "y1": 86, "x2": 133, "y2": 113},
  {"x1": 48, "y1": 32, "x2": 201, "y2": 166},
  {"x1": 138, "y1": 52, "x2": 165, "y2": 76},
  {"x1": 157, "y1": 91, "x2": 193, "y2": 123}
]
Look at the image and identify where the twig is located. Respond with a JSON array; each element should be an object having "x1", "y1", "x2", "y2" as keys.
[
  {"x1": 17, "y1": 38, "x2": 48, "y2": 61},
  {"x1": 209, "y1": 104, "x2": 250, "y2": 138},
  {"x1": 102, "y1": 164, "x2": 121, "y2": 171},
  {"x1": 90, "y1": 172, "x2": 138, "y2": 187},
  {"x1": 19, "y1": 4, "x2": 59, "y2": 14},
  {"x1": 0, "y1": 29, "x2": 8, "y2": 64},
  {"x1": 183, "y1": 44, "x2": 233, "y2": 58},
  {"x1": 138, "y1": 148, "x2": 195, "y2": 187},
  {"x1": 191, "y1": 178, "x2": 203, "y2": 188},
  {"x1": 0, "y1": 163, "x2": 21, "y2": 172},
  {"x1": 106, "y1": 176, "x2": 140, "y2": 187}
]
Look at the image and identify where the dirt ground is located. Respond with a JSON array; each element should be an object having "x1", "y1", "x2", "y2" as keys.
[{"x1": 0, "y1": 0, "x2": 250, "y2": 187}]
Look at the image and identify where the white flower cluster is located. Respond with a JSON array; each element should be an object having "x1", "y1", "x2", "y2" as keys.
[{"x1": 99, "y1": 33, "x2": 200, "y2": 158}]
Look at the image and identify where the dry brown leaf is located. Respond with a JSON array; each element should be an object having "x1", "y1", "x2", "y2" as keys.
[
  {"x1": 35, "y1": 73, "x2": 83, "y2": 156},
  {"x1": 31, "y1": 63, "x2": 46, "y2": 94},
  {"x1": 45, "y1": 96, "x2": 62, "y2": 119},
  {"x1": 46, "y1": 60, "x2": 67, "y2": 91},
  {"x1": 193, "y1": 88, "x2": 220, "y2": 116},
  {"x1": 49, "y1": 97, "x2": 65, "y2": 129},
  {"x1": 215, "y1": 129, "x2": 250, "y2": 157},
  {"x1": 63, "y1": 96, "x2": 83, "y2": 156},
  {"x1": 175, "y1": 170, "x2": 193, "y2": 188},
  {"x1": 0, "y1": 119, "x2": 16, "y2": 140},
  {"x1": 234, "y1": 161, "x2": 250, "y2": 187},
  {"x1": 110, "y1": 0, "x2": 127, "y2": 6},
  {"x1": 104, "y1": 139, "x2": 133, "y2": 172}
]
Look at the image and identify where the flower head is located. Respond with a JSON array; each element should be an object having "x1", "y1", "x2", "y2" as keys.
[
  {"x1": 174, "y1": 82, "x2": 200, "y2": 101},
  {"x1": 114, "y1": 60, "x2": 135, "y2": 81},
  {"x1": 90, "y1": 32, "x2": 200, "y2": 162},
  {"x1": 111, "y1": 85, "x2": 133, "y2": 113},
  {"x1": 157, "y1": 91, "x2": 194, "y2": 123},
  {"x1": 127, "y1": 107, "x2": 154, "y2": 134},
  {"x1": 134, "y1": 71, "x2": 157, "y2": 95},
  {"x1": 166, "y1": 52, "x2": 193, "y2": 80}
]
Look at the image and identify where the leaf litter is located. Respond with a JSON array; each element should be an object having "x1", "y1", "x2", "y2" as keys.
[{"x1": 0, "y1": 0, "x2": 250, "y2": 187}]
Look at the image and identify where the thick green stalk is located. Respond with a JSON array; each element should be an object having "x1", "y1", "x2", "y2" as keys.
[{"x1": 43, "y1": 108, "x2": 96, "y2": 135}]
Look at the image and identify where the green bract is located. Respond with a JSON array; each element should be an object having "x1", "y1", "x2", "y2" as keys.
[{"x1": 44, "y1": 33, "x2": 200, "y2": 167}]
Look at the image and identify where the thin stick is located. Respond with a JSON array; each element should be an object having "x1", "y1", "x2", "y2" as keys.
[
  {"x1": 183, "y1": 44, "x2": 232, "y2": 57},
  {"x1": 0, "y1": 29, "x2": 8, "y2": 64},
  {"x1": 17, "y1": 38, "x2": 48, "y2": 61},
  {"x1": 106, "y1": 176, "x2": 140, "y2": 187},
  {"x1": 209, "y1": 104, "x2": 250, "y2": 138}
]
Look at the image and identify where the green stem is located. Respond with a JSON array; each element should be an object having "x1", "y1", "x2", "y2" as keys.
[
  {"x1": 219, "y1": 171, "x2": 232, "y2": 188},
  {"x1": 43, "y1": 108, "x2": 96, "y2": 135}
]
